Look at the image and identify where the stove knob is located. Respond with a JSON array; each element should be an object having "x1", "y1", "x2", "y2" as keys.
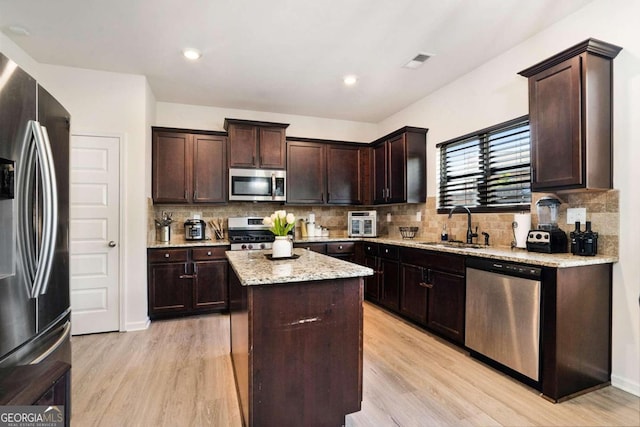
[
  {"x1": 260, "y1": 243, "x2": 266, "y2": 249},
  {"x1": 247, "y1": 244, "x2": 253, "y2": 250},
  {"x1": 241, "y1": 244, "x2": 247, "y2": 250}
]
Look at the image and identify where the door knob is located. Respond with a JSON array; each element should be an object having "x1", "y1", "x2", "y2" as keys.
[{"x1": 108, "y1": 241, "x2": 117, "y2": 247}]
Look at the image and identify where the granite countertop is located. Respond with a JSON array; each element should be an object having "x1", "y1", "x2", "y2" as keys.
[
  {"x1": 148, "y1": 235, "x2": 231, "y2": 248},
  {"x1": 367, "y1": 238, "x2": 618, "y2": 268},
  {"x1": 226, "y1": 248, "x2": 374, "y2": 286},
  {"x1": 147, "y1": 234, "x2": 617, "y2": 268}
]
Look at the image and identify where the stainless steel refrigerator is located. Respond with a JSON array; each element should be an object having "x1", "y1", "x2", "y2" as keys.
[{"x1": 0, "y1": 52, "x2": 71, "y2": 369}]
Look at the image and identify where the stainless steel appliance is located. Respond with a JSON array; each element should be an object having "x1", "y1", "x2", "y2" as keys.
[
  {"x1": 465, "y1": 258, "x2": 542, "y2": 382},
  {"x1": 527, "y1": 196, "x2": 567, "y2": 253},
  {"x1": 348, "y1": 210, "x2": 377, "y2": 237},
  {"x1": 228, "y1": 168, "x2": 286, "y2": 202},
  {"x1": 184, "y1": 218, "x2": 206, "y2": 240},
  {"x1": 228, "y1": 217, "x2": 275, "y2": 250},
  {"x1": 0, "y1": 53, "x2": 71, "y2": 369}
]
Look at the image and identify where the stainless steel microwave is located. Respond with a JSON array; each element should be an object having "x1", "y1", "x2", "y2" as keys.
[{"x1": 229, "y1": 168, "x2": 286, "y2": 202}]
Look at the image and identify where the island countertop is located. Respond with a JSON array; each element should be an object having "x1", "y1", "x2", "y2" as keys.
[{"x1": 226, "y1": 248, "x2": 374, "y2": 286}]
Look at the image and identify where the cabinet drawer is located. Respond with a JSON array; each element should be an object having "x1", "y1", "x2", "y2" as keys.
[
  {"x1": 400, "y1": 247, "x2": 465, "y2": 274},
  {"x1": 326, "y1": 242, "x2": 355, "y2": 255},
  {"x1": 192, "y1": 246, "x2": 229, "y2": 261},
  {"x1": 294, "y1": 242, "x2": 326, "y2": 254},
  {"x1": 148, "y1": 248, "x2": 189, "y2": 263},
  {"x1": 380, "y1": 245, "x2": 399, "y2": 260},
  {"x1": 363, "y1": 243, "x2": 379, "y2": 256}
]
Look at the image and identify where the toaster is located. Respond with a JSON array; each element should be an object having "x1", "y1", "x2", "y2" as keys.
[{"x1": 184, "y1": 219, "x2": 206, "y2": 240}]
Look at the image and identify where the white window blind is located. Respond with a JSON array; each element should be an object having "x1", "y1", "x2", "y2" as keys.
[{"x1": 438, "y1": 116, "x2": 531, "y2": 212}]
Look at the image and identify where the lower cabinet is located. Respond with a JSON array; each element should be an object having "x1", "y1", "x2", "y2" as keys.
[
  {"x1": 147, "y1": 246, "x2": 229, "y2": 318},
  {"x1": 293, "y1": 241, "x2": 356, "y2": 262},
  {"x1": 367, "y1": 245, "x2": 466, "y2": 345}
]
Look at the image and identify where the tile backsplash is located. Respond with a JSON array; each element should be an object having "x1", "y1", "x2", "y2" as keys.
[{"x1": 150, "y1": 189, "x2": 619, "y2": 256}]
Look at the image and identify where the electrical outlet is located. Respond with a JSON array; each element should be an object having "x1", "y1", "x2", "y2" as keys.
[
  {"x1": 416, "y1": 211, "x2": 422, "y2": 221},
  {"x1": 566, "y1": 208, "x2": 586, "y2": 225},
  {"x1": 386, "y1": 213, "x2": 392, "y2": 222}
]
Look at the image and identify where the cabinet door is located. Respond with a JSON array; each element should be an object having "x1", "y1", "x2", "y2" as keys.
[
  {"x1": 259, "y1": 127, "x2": 286, "y2": 169},
  {"x1": 427, "y1": 270, "x2": 465, "y2": 344},
  {"x1": 148, "y1": 263, "x2": 191, "y2": 316},
  {"x1": 193, "y1": 135, "x2": 227, "y2": 203},
  {"x1": 529, "y1": 56, "x2": 582, "y2": 190},
  {"x1": 379, "y1": 258, "x2": 400, "y2": 311},
  {"x1": 152, "y1": 132, "x2": 191, "y2": 203},
  {"x1": 364, "y1": 255, "x2": 379, "y2": 302},
  {"x1": 326, "y1": 145, "x2": 361, "y2": 204},
  {"x1": 400, "y1": 264, "x2": 428, "y2": 324},
  {"x1": 286, "y1": 141, "x2": 326, "y2": 204},
  {"x1": 294, "y1": 242, "x2": 326, "y2": 254},
  {"x1": 193, "y1": 260, "x2": 228, "y2": 311},
  {"x1": 373, "y1": 143, "x2": 387, "y2": 204},
  {"x1": 228, "y1": 124, "x2": 258, "y2": 168},
  {"x1": 387, "y1": 134, "x2": 406, "y2": 203}
]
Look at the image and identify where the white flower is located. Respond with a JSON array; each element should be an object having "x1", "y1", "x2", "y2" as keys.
[
  {"x1": 276, "y1": 210, "x2": 287, "y2": 219},
  {"x1": 270, "y1": 213, "x2": 277, "y2": 221},
  {"x1": 262, "y1": 216, "x2": 273, "y2": 226},
  {"x1": 286, "y1": 213, "x2": 295, "y2": 224}
]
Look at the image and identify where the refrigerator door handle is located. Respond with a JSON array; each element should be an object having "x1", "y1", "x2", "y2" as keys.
[
  {"x1": 29, "y1": 320, "x2": 70, "y2": 365},
  {"x1": 28, "y1": 121, "x2": 58, "y2": 298}
]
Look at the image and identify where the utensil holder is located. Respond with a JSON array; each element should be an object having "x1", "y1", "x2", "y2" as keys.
[{"x1": 156, "y1": 225, "x2": 170, "y2": 242}]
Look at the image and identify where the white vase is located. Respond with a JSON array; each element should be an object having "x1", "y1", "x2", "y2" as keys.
[{"x1": 272, "y1": 236, "x2": 292, "y2": 258}]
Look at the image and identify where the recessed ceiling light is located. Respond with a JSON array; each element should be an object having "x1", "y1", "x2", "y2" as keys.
[
  {"x1": 343, "y1": 75, "x2": 358, "y2": 86},
  {"x1": 182, "y1": 48, "x2": 202, "y2": 60},
  {"x1": 402, "y1": 53, "x2": 433, "y2": 69}
]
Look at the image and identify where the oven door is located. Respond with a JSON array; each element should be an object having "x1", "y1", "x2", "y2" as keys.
[{"x1": 229, "y1": 168, "x2": 286, "y2": 201}]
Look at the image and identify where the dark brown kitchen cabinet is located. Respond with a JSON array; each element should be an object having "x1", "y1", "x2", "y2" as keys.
[
  {"x1": 286, "y1": 138, "x2": 363, "y2": 205},
  {"x1": 362, "y1": 243, "x2": 380, "y2": 302},
  {"x1": 426, "y1": 270, "x2": 465, "y2": 343},
  {"x1": 152, "y1": 127, "x2": 227, "y2": 204},
  {"x1": 287, "y1": 140, "x2": 326, "y2": 204},
  {"x1": 378, "y1": 245, "x2": 400, "y2": 311},
  {"x1": 518, "y1": 38, "x2": 622, "y2": 192},
  {"x1": 224, "y1": 118, "x2": 289, "y2": 169},
  {"x1": 399, "y1": 247, "x2": 465, "y2": 344},
  {"x1": 400, "y1": 263, "x2": 428, "y2": 324},
  {"x1": 326, "y1": 144, "x2": 362, "y2": 204},
  {"x1": 293, "y1": 241, "x2": 356, "y2": 262},
  {"x1": 373, "y1": 127, "x2": 427, "y2": 204},
  {"x1": 147, "y1": 246, "x2": 229, "y2": 319}
]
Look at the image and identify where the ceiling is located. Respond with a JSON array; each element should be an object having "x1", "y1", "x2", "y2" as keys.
[{"x1": 0, "y1": 0, "x2": 594, "y2": 123}]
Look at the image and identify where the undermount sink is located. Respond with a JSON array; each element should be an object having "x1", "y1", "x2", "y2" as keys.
[{"x1": 418, "y1": 241, "x2": 486, "y2": 249}]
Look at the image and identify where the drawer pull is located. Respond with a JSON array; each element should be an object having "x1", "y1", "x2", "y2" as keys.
[
  {"x1": 338, "y1": 245, "x2": 343, "y2": 250},
  {"x1": 179, "y1": 274, "x2": 195, "y2": 279},
  {"x1": 207, "y1": 251, "x2": 212, "y2": 256},
  {"x1": 164, "y1": 253, "x2": 170, "y2": 258},
  {"x1": 418, "y1": 282, "x2": 433, "y2": 289}
]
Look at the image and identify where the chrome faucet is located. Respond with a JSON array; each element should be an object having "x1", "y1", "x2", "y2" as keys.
[{"x1": 448, "y1": 205, "x2": 478, "y2": 244}]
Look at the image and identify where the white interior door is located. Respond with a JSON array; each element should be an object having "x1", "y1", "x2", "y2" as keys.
[{"x1": 70, "y1": 134, "x2": 120, "y2": 335}]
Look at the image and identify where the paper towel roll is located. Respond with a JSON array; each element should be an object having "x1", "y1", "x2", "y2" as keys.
[{"x1": 513, "y1": 213, "x2": 531, "y2": 248}]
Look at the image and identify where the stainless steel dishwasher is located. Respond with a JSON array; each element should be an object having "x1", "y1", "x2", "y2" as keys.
[{"x1": 465, "y1": 258, "x2": 542, "y2": 382}]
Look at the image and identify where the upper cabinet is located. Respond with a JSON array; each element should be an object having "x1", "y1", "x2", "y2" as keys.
[
  {"x1": 152, "y1": 128, "x2": 227, "y2": 204},
  {"x1": 373, "y1": 127, "x2": 427, "y2": 204},
  {"x1": 286, "y1": 138, "x2": 365, "y2": 205},
  {"x1": 518, "y1": 38, "x2": 622, "y2": 192},
  {"x1": 224, "y1": 118, "x2": 289, "y2": 169}
]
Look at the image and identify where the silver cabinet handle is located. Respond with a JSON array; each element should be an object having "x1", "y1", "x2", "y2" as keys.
[
  {"x1": 338, "y1": 245, "x2": 343, "y2": 250},
  {"x1": 164, "y1": 253, "x2": 170, "y2": 258},
  {"x1": 109, "y1": 241, "x2": 117, "y2": 247},
  {"x1": 207, "y1": 251, "x2": 212, "y2": 256}
]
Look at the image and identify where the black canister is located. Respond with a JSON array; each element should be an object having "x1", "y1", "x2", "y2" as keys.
[
  {"x1": 581, "y1": 221, "x2": 598, "y2": 256},
  {"x1": 570, "y1": 221, "x2": 582, "y2": 254}
]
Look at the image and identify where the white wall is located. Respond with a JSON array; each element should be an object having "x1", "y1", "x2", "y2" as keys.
[
  {"x1": 38, "y1": 65, "x2": 152, "y2": 332},
  {"x1": 379, "y1": 0, "x2": 640, "y2": 396},
  {"x1": 156, "y1": 102, "x2": 378, "y2": 142}
]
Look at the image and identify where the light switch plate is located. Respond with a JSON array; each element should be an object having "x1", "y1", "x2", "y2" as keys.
[
  {"x1": 386, "y1": 213, "x2": 392, "y2": 222},
  {"x1": 566, "y1": 208, "x2": 586, "y2": 224},
  {"x1": 416, "y1": 211, "x2": 422, "y2": 221}
]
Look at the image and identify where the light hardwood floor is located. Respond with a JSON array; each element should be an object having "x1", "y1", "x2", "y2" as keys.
[{"x1": 71, "y1": 303, "x2": 640, "y2": 426}]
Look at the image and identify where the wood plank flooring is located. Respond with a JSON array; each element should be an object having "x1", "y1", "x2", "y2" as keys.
[{"x1": 71, "y1": 303, "x2": 640, "y2": 426}]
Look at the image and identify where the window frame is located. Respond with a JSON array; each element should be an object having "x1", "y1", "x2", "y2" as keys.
[{"x1": 436, "y1": 115, "x2": 531, "y2": 214}]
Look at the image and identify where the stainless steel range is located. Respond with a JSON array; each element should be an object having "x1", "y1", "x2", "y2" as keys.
[{"x1": 228, "y1": 217, "x2": 278, "y2": 250}]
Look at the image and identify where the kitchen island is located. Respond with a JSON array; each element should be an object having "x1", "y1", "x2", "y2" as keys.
[{"x1": 226, "y1": 248, "x2": 373, "y2": 427}]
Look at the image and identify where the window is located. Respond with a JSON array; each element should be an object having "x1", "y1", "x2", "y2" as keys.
[{"x1": 437, "y1": 116, "x2": 531, "y2": 213}]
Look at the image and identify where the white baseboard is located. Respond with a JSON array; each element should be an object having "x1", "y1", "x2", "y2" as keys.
[
  {"x1": 124, "y1": 318, "x2": 150, "y2": 332},
  {"x1": 611, "y1": 374, "x2": 640, "y2": 397}
]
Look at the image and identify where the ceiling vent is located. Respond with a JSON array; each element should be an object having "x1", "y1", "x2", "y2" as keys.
[{"x1": 403, "y1": 53, "x2": 432, "y2": 69}]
